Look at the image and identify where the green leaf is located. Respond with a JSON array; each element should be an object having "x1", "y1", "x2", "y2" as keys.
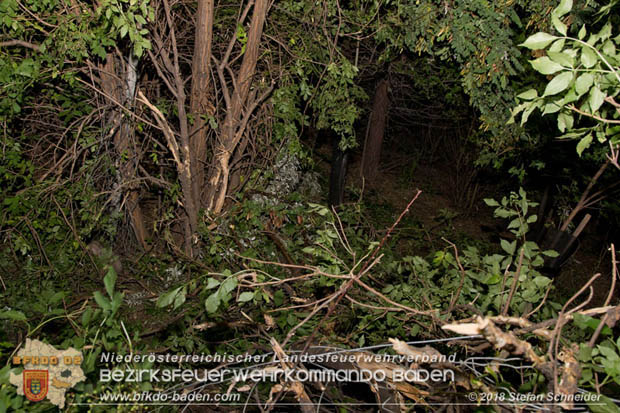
[
  {"x1": 206, "y1": 278, "x2": 220, "y2": 289},
  {"x1": 173, "y1": 288, "x2": 186, "y2": 309},
  {"x1": 558, "y1": 112, "x2": 574, "y2": 132},
  {"x1": 554, "y1": 0, "x2": 573, "y2": 17},
  {"x1": 578, "y1": 25, "x2": 587, "y2": 40},
  {"x1": 558, "y1": 130, "x2": 587, "y2": 140},
  {"x1": 82, "y1": 308, "x2": 93, "y2": 326},
  {"x1": 547, "y1": 51, "x2": 574, "y2": 67},
  {"x1": 516, "y1": 89, "x2": 538, "y2": 100},
  {"x1": 484, "y1": 273, "x2": 501, "y2": 285},
  {"x1": 589, "y1": 86, "x2": 606, "y2": 112},
  {"x1": 238, "y1": 291, "x2": 255, "y2": 303},
  {"x1": 581, "y1": 46, "x2": 598, "y2": 68},
  {"x1": 287, "y1": 313, "x2": 298, "y2": 326},
  {"x1": 560, "y1": 88, "x2": 578, "y2": 105},
  {"x1": 308, "y1": 203, "x2": 330, "y2": 216},
  {"x1": 597, "y1": 22, "x2": 612, "y2": 41},
  {"x1": 50, "y1": 291, "x2": 65, "y2": 304},
  {"x1": 157, "y1": 287, "x2": 182, "y2": 308},
  {"x1": 521, "y1": 101, "x2": 541, "y2": 125},
  {"x1": 602, "y1": 39, "x2": 616, "y2": 57},
  {"x1": 508, "y1": 218, "x2": 520, "y2": 229},
  {"x1": 551, "y1": 14, "x2": 567, "y2": 36},
  {"x1": 509, "y1": 102, "x2": 528, "y2": 123},
  {"x1": 0, "y1": 310, "x2": 27, "y2": 321},
  {"x1": 542, "y1": 249, "x2": 559, "y2": 258},
  {"x1": 93, "y1": 291, "x2": 111, "y2": 311},
  {"x1": 521, "y1": 32, "x2": 557, "y2": 50},
  {"x1": 533, "y1": 275, "x2": 552, "y2": 288},
  {"x1": 587, "y1": 394, "x2": 620, "y2": 413},
  {"x1": 543, "y1": 72, "x2": 573, "y2": 96},
  {"x1": 104, "y1": 266, "x2": 117, "y2": 298},
  {"x1": 16, "y1": 59, "x2": 35, "y2": 77},
  {"x1": 548, "y1": 38, "x2": 566, "y2": 52},
  {"x1": 530, "y1": 57, "x2": 564, "y2": 74},
  {"x1": 500, "y1": 239, "x2": 516, "y2": 255},
  {"x1": 221, "y1": 277, "x2": 238, "y2": 294},
  {"x1": 495, "y1": 208, "x2": 515, "y2": 218},
  {"x1": 578, "y1": 344, "x2": 593, "y2": 361},
  {"x1": 111, "y1": 292, "x2": 123, "y2": 312},
  {"x1": 483, "y1": 198, "x2": 500, "y2": 207},
  {"x1": 598, "y1": 345, "x2": 619, "y2": 360},
  {"x1": 543, "y1": 101, "x2": 562, "y2": 114},
  {"x1": 576, "y1": 134, "x2": 593, "y2": 156},
  {"x1": 575, "y1": 73, "x2": 594, "y2": 96},
  {"x1": 205, "y1": 293, "x2": 220, "y2": 313}
]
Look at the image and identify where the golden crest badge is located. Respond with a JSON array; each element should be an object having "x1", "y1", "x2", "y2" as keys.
[{"x1": 23, "y1": 370, "x2": 48, "y2": 402}]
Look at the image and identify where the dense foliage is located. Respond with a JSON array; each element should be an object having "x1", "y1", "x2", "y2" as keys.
[{"x1": 1, "y1": 0, "x2": 620, "y2": 411}]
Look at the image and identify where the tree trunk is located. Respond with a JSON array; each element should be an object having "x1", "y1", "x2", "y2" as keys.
[
  {"x1": 362, "y1": 78, "x2": 389, "y2": 183},
  {"x1": 205, "y1": 0, "x2": 270, "y2": 213},
  {"x1": 99, "y1": 53, "x2": 148, "y2": 249},
  {"x1": 140, "y1": 0, "x2": 200, "y2": 255},
  {"x1": 189, "y1": 0, "x2": 215, "y2": 205}
]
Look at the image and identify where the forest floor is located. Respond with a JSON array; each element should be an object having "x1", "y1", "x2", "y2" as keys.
[
  {"x1": 98, "y1": 137, "x2": 616, "y2": 338},
  {"x1": 313, "y1": 140, "x2": 615, "y2": 307}
]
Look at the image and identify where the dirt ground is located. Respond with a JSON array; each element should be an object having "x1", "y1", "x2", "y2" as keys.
[{"x1": 314, "y1": 140, "x2": 617, "y2": 307}]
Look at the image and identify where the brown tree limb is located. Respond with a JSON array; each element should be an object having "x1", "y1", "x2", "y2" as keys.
[
  {"x1": 560, "y1": 158, "x2": 610, "y2": 232},
  {"x1": 161, "y1": 0, "x2": 200, "y2": 251},
  {"x1": 189, "y1": 0, "x2": 215, "y2": 204},
  {"x1": 291, "y1": 190, "x2": 423, "y2": 354},
  {"x1": 588, "y1": 244, "x2": 618, "y2": 347},
  {"x1": 567, "y1": 104, "x2": 620, "y2": 124},
  {"x1": 0, "y1": 40, "x2": 40, "y2": 51},
  {"x1": 206, "y1": 0, "x2": 271, "y2": 213}
]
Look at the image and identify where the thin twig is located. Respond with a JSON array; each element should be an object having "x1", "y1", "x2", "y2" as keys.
[
  {"x1": 588, "y1": 244, "x2": 618, "y2": 347},
  {"x1": 549, "y1": 272, "x2": 601, "y2": 393},
  {"x1": 567, "y1": 104, "x2": 620, "y2": 124},
  {"x1": 295, "y1": 190, "x2": 423, "y2": 352},
  {"x1": 502, "y1": 248, "x2": 525, "y2": 316},
  {"x1": 443, "y1": 238, "x2": 466, "y2": 314},
  {"x1": 525, "y1": 284, "x2": 553, "y2": 319}
]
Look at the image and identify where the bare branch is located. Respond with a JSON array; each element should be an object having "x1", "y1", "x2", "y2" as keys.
[{"x1": 0, "y1": 39, "x2": 40, "y2": 51}]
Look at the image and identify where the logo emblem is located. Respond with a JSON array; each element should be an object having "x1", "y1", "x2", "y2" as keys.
[{"x1": 23, "y1": 370, "x2": 48, "y2": 402}]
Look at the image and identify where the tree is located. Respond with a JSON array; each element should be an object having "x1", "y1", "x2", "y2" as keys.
[
  {"x1": 375, "y1": 0, "x2": 559, "y2": 161},
  {"x1": 3, "y1": 0, "x2": 580, "y2": 255},
  {"x1": 189, "y1": 0, "x2": 214, "y2": 207},
  {"x1": 362, "y1": 78, "x2": 390, "y2": 183},
  {"x1": 1, "y1": 0, "x2": 370, "y2": 253},
  {"x1": 203, "y1": 0, "x2": 271, "y2": 214},
  {"x1": 511, "y1": 0, "x2": 620, "y2": 163}
]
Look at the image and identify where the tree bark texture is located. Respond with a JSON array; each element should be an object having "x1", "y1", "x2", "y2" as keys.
[
  {"x1": 362, "y1": 78, "x2": 389, "y2": 183},
  {"x1": 189, "y1": 0, "x2": 215, "y2": 205},
  {"x1": 99, "y1": 54, "x2": 148, "y2": 249},
  {"x1": 205, "y1": 0, "x2": 270, "y2": 213},
  {"x1": 139, "y1": 0, "x2": 200, "y2": 254}
]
